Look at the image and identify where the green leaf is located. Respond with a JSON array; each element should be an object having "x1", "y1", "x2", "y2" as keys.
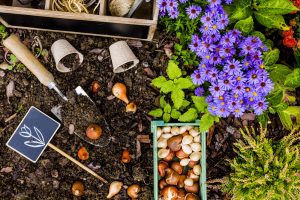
[
  {"x1": 263, "y1": 48, "x2": 280, "y2": 66},
  {"x1": 167, "y1": 60, "x2": 182, "y2": 80},
  {"x1": 278, "y1": 106, "x2": 300, "y2": 130},
  {"x1": 264, "y1": 39, "x2": 274, "y2": 50},
  {"x1": 160, "y1": 96, "x2": 167, "y2": 108},
  {"x1": 148, "y1": 108, "x2": 163, "y2": 118},
  {"x1": 178, "y1": 108, "x2": 198, "y2": 122},
  {"x1": 171, "y1": 89, "x2": 185, "y2": 110},
  {"x1": 174, "y1": 43, "x2": 182, "y2": 52},
  {"x1": 254, "y1": 12, "x2": 288, "y2": 30},
  {"x1": 191, "y1": 96, "x2": 208, "y2": 113},
  {"x1": 199, "y1": 113, "x2": 215, "y2": 133},
  {"x1": 257, "y1": 0, "x2": 298, "y2": 15},
  {"x1": 250, "y1": 31, "x2": 266, "y2": 42},
  {"x1": 171, "y1": 109, "x2": 181, "y2": 119},
  {"x1": 273, "y1": 103, "x2": 289, "y2": 112},
  {"x1": 163, "y1": 113, "x2": 171, "y2": 122},
  {"x1": 151, "y1": 76, "x2": 167, "y2": 88},
  {"x1": 229, "y1": 6, "x2": 252, "y2": 23},
  {"x1": 268, "y1": 64, "x2": 292, "y2": 84},
  {"x1": 164, "y1": 104, "x2": 172, "y2": 114},
  {"x1": 180, "y1": 100, "x2": 191, "y2": 110},
  {"x1": 257, "y1": 113, "x2": 269, "y2": 128},
  {"x1": 234, "y1": 16, "x2": 254, "y2": 35},
  {"x1": 294, "y1": 49, "x2": 300, "y2": 66},
  {"x1": 9, "y1": 54, "x2": 17, "y2": 63},
  {"x1": 284, "y1": 68, "x2": 300, "y2": 89},
  {"x1": 267, "y1": 89, "x2": 283, "y2": 107},
  {"x1": 161, "y1": 80, "x2": 175, "y2": 94},
  {"x1": 174, "y1": 77, "x2": 194, "y2": 90}
]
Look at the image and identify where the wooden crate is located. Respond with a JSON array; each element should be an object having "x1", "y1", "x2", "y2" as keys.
[{"x1": 0, "y1": 0, "x2": 159, "y2": 41}]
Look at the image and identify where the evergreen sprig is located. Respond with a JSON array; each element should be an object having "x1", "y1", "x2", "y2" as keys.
[{"x1": 222, "y1": 127, "x2": 300, "y2": 200}]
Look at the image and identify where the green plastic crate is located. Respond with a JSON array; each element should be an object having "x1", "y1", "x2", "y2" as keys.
[{"x1": 151, "y1": 120, "x2": 207, "y2": 200}]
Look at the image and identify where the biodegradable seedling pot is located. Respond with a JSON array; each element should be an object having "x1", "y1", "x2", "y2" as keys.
[
  {"x1": 151, "y1": 121, "x2": 207, "y2": 200},
  {"x1": 51, "y1": 39, "x2": 83, "y2": 73},
  {"x1": 109, "y1": 41, "x2": 139, "y2": 73}
]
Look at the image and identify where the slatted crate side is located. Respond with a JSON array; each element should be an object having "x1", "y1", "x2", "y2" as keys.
[
  {"x1": 0, "y1": 0, "x2": 158, "y2": 41},
  {"x1": 151, "y1": 120, "x2": 207, "y2": 200}
]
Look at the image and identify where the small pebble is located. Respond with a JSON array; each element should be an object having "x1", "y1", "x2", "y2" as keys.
[
  {"x1": 22, "y1": 78, "x2": 29, "y2": 86},
  {"x1": 0, "y1": 70, "x2": 5, "y2": 77},
  {"x1": 68, "y1": 124, "x2": 75, "y2": 135},
  {"x1": 14, "y1": 90, "x2": 22, "y2": 97},
  {"x1": 53, "y1": 180, "x2": 60, "y2": 189},
  {"x1": 51, "y1": 170, "x2": 59, "y2": 178}
]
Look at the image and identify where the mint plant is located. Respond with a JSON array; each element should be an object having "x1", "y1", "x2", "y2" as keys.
[
  {"x1": 258, "y1": 45, "x2": 300, "y2": 130},
  {"x1": 222, "y1": 127, "x2": 300, "y2": 199},
  {"x1": 149, "y1": 60, "x2": 219, "y2": 132},
  {"x1": 225, "y1": 0, "x2": 299, "y2": 32}
]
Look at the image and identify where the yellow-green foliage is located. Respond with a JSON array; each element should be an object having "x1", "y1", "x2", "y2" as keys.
[{"x1": 222, "y1": 127, "x2": 300, "y2": 200}]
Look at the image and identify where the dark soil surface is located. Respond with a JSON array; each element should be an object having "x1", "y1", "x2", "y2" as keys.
[
  {"x1": 0, "y1": 28, "x2": 165, "y2": 199},
  {"x1": 0, "y1": 28, "x2": 299, "y2": 200}
]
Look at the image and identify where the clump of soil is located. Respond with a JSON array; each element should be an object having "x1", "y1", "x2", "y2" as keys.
[
  {"x1": 61, "y1": 90, "x2": 110, "y2": 147},
  {"x1": 60, "y1": 53, "x2": 81, "y2": 71}
]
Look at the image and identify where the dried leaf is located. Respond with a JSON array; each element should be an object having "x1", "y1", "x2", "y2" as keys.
[
  {"x1": 163, "y1": 44, "x2": 173, "y2": 58},
  {"x1": 89, "y1": 48, "x2": 104, "y2": 54},
  {"x1": 143, "y1": 68, "x2": 156, "y2": 77},
  {"x1": 68, "y1": 124, "x2": 75, "y2": 135},
  {"x1": 88, "y1": 162, "x2": 101, "y2": 170},
  {"x1": 207, "y1": 125, "x2": 215, "y2": 147},
  {"x1": 107, "y1": 95, "x2": 115, "y2": 100},
  {"x1": 136, "y1": 140, "x2": 141, "y2": 159},
  {"x1": 241, "y1": 113, "x2": 256, "y2": 121},
  {"x1": 127, "y1": 40, "x2": 143, "y2": 48},
  {"x1": 137, "y1": 135, "x2": 150, "y2": 143},
  {"x1": 0, "y1": 70, "x2": 5, "y2": 77},
  {"x1": 1, "y1": 166, "x2": 13, "y2": 173},
  {"x1": 6, "y1": 80, "x2": 14, "y2": 104}
]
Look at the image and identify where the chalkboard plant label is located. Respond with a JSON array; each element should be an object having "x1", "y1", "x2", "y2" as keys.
[{"x1": 6, "y1": 106, "x2": 60, "y2": 163}]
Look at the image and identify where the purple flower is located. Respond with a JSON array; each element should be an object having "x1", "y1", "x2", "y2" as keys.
[
  {"x1": 253, "y1": 98, "x2": 268, "y2": 115},
  {"x1": 224, "y1": 59, "x2": 242, "y2": 75},
  {"x1": 223, "y1": 0, "x2": 233, "y2": 4},
  {"x1": 204, "y1": 32, "x2": 221, "y2": 43},
  {"x1": 208, "y1": 67, "x2": 219, "y2": 82},
  {"x1": 195, "y1": 87, "x2": 205, "y2": 96},
  {"x1": 179, "y1": 0, "x2": 188, "y2": 3},
  {"x1": 239, "y1": 40, "x2": 256, "y2": 55},
  {"x1": 191, "y1": 69, "x2": 205, "y2": 85},
  {"x1": 234, "y1": 72, "x2": 247, "y2": 85},
  {"x1": 245, "y1": 36, "x2": 263, "y2": 49},
  {"x1": 232, "y1": 105, "x2": 245, "y2": 117},
  {"x1": 218, "y1": 75, "x2": 235, "y2": 91},
  {"x1": 208, "y1": 102, "x2": 218, "y2": 115},
  {"x1": 247, "y1": 70, "x2": 261, "y2": 85},
  {"x1": 220, "y1": 33, "x2": 236, "y2": 47},
  {"x1": 189, "y1": 34, "x2": 201, "y2": 52},
  {"x1": 166, "y1": 0, "x2": 178, "y2": 11},
  {"x1": 201, "y1": 13, "x2": 214, "y2": 26},
  {"x1": 186, "y1": 5, "x2": 202, "y2": 19},
  {"x1": 210, "y1": 53, "x2": 222, "y2": 65},
  {"x1": 256, "y1": 77, "x2": 274, "y2": 95},
  {"x1": 219, "y1": 46, "x2": 236, "y2": 58},
  {"x1": 233, "y1": 84, "x2": 244, "y2": 95},
  {"x1": 158, "y1": 0, "x2": 168, "y2": 12},
  {"x1": 207, "y1": 0, "x2": 222, "y2": 7},
  {"x1": 169, "y1": 9, "x2": 179, "y2": 19},
  {"x1": 209, "y1": 83, "x2": 225, "y2": 97},
  {"x1": 216, "y1": 105, "x2": 230, "y2": 117},
  {"x1": 216, "y1": 14, "x2": 229, "y2": 30}
]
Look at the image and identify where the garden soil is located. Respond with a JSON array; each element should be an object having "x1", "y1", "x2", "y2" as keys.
[{"x1": 0, "y1": 28, "x2": 296, "y2": 199}]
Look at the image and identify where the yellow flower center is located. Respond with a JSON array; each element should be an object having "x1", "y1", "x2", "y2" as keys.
[
  {"x1": 237, "y1": 76, "x2": 241, "y2": 81},
  {"x1": 246, "y1": 87, "x2": 250, "y2": 92},
  {"x1": 260, "y1": 64, "x2": 265, "y2": 69},
  {"x1": 234, "y1": 94, "x2": 239, "y2": 98},
  {"x1": 221, "y1": 102, "x2": 225, "y2": 106},
  {"x1": 249, "y1": 97, "x2": 254, "y2": 102},
  {"x1": 212, "y1": 106, "x2": 216, "y2": 110},
  {"x1": 245, "y1": 62, "x2": 249, "y2": 66},
  {"x1": 253, "y1": 92, "x2": 257, "y2": 96},
  {"x1": 213, "y1": 25, "x2": 217, "y2": 29},
  {"x1": 206, "y1": 55, "x2": 210, "y2": 59},
  {"x1": 205, "y1": 26, "x2": 209, "y2": 30},
  {"x1": 235, "y1": 109, "x2": 240, "y2": 113},
  {"x1": 219, "y1": 96, "x2": 224, "y2": 100}
]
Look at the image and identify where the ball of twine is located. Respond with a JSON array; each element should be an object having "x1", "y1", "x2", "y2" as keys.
[{"x1": 109, "y1": 0, "x2": 134, "y2": 17}]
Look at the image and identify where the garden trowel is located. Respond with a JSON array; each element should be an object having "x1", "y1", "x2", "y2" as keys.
[{"x1": 3, "y1": 35, "x2": 111, "y2": 147}]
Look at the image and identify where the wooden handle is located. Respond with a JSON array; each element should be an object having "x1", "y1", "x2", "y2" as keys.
[
  {"x1": 48, "y1": 143, "x2": 108, "y2": 183},
  {"x1": 3, "y1": 35, "x2": 54, "y2": 87}
]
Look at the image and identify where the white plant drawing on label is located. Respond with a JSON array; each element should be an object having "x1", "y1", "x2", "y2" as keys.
[{"x1": 19, "y1": 124, "x2": 45, "y2": 148}]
